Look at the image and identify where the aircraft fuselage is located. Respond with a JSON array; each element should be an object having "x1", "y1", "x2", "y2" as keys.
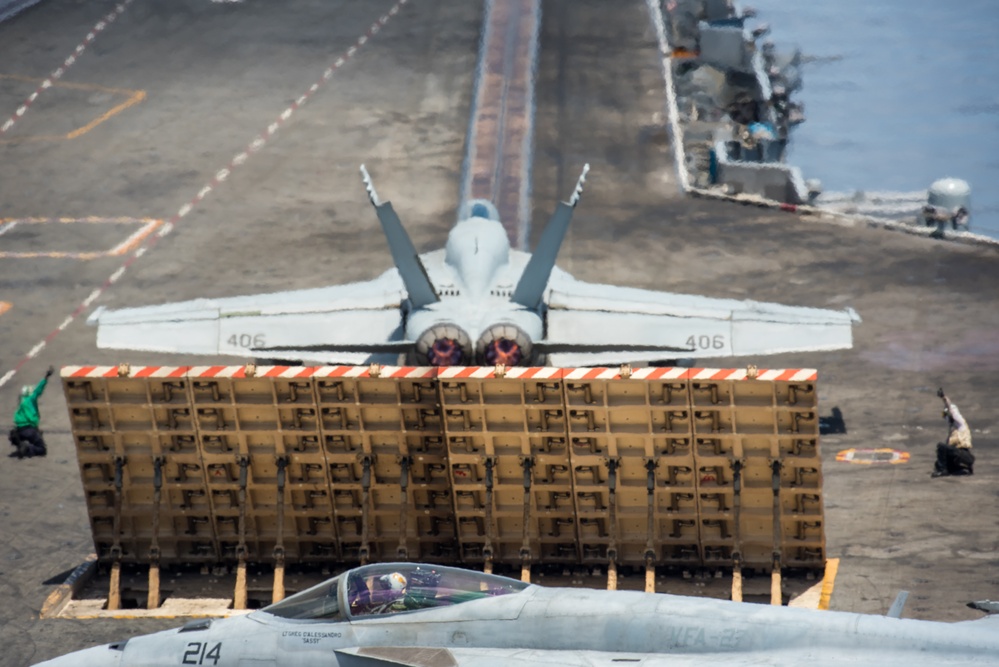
[
  {"x1": 42, "y1": 584, "x2": 999, "y2": 666},
  {"x1": 407, "y1": 211, "x2": 542, "y2": 366}
]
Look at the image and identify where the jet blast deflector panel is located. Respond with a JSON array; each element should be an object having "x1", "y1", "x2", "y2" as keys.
[{"x1": 63, "y1": 365, "x2": 825, "y2": 572}]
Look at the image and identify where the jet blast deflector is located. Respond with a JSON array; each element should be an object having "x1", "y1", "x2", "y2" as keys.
[{"x1": 62, "y1": 364, "x2": 825, "y2": 589}]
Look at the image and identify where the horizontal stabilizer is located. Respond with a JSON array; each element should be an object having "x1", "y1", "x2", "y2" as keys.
[
  {"x1": 89, "y1": 276, "x2": 405, "y2": 360},
  {"x1": 545, "y1": 274, "x2": 859, "y2": 363},
  {"x1": 362, "y1": 165, "x2": 439, "y2": 309}
]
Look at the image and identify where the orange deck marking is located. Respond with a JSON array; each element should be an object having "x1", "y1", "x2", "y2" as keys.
[
  {"x1": 0, "y1": 74, "x2": 145, "y2": 142},
  {"x1": 0, "y1": 217, "x2": 163, "y2": 259}
]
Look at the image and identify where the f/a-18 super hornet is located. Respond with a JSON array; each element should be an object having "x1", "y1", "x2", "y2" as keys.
[
  {"x1": 88, "y1": 166, "x2": 859, "y2": 367},
  {"x1": 36, "y1": 562, "x2": 999, "y2": 666}
]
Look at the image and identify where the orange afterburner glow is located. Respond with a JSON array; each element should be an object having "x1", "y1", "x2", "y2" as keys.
[
  {"x1": 428, "y1": 338, "x2": 464, "y2": 366},
  {"x1": 485, "y1": 338, "x2": 523, "y2": 366}
]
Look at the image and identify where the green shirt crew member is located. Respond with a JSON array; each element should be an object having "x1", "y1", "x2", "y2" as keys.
[{"x1": 9, "y1": 366, "x2": 53, "y2": 459}]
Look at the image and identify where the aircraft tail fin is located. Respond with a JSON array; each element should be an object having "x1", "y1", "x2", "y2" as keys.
[
  {"x1": 967, "y1": 600, "x2": 999, "y2": 615},
  {"x1": 510, "y1": 164, "x2": 589, "y2": 309},
  {"x1": 959, "y1": 601, "x2": 999, "y2": 627},
  {"x1": 886, "y1": 591, "x2": 909, "y2": 618},
  {"x1": 361, "y1": 165, "x2": 439, "y2": 309}
]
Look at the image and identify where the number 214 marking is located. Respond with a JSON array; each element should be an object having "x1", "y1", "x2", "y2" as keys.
[{"x1": 182, "y1": 642, "x2": 222, "y2": 665}]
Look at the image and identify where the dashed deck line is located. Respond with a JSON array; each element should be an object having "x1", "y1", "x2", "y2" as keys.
[
  {"x1": 0, "y1": 74, "x2": 146, "y2": 142},
  {"x1": 0, "y1": 0, "x2": 412, "y2": 390},
  {"x1": 0, "y1": 0, "x2": 135, "y2": 137}
]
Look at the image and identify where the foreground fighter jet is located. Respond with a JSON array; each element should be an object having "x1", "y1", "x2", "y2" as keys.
[
  {"x1": 88, "y1": 166, "x2": 859, "y2": 366},
  {"x1": 37, "y1": 562, "x2": 999, "y2": 666}
]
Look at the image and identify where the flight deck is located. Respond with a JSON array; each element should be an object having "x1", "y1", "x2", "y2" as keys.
[
  {"x1": 0, "y1": 0, "x2": 997, "y2": 665},
  {"x1": 460, "y1": 0, "x2": 540, "y2": 249}
]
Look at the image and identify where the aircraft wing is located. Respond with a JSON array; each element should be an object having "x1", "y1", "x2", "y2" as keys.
[
  {"x1": 336, "y1": 647, "x2": 961, "y2": 667},
  {"x1": 543, "y1": 273, "x2": 860, "y2": 366},
  {"x1": 88, "y1": 270, "x2": 406, "y2": 363}
]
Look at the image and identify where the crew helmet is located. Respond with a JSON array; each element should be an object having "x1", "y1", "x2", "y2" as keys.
[
  {"x1": 20, "y1": 386, "x2": 31, "y2": 397},
  {"x1": 379, "y1": 572, "x2": 407, "y2": 592}
]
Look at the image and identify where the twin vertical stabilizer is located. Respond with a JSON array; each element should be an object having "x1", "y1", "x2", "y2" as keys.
[
  {"x1": 511, "y1": 163, "x2": 589, "y2": 309},
  {"x1": 361, "y1": 165, "x2": 439, "y2": 309},
  {"x1": 363, "y1": 163, "x2": 590, "y2": 311}
]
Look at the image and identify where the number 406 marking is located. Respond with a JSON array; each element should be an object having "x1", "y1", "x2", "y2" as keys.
[
  {"x1": 183, "y1": 642, "x2": 222, "y2": 665},
  {"x1": 686, "y1": 334, "x2": 725, "y2": 350},
  {"x1": 227, "y1": 334, "x2": 265, "y2": 349}
]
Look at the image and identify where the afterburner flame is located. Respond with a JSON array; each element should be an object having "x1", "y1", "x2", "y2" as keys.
[
  {"x1": 485, "y1": 338, "x2": 523, "y2": 366},
  {"x1": 428, "y1": 338, "x2": 464, "y2": 366}
]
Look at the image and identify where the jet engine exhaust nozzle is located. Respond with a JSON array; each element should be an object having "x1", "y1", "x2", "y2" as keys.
[
  {"x1": 485, "y1": 338, "x2": 523, "y2": 366},
  {"x1": 415, "y1": 324, "x2": 472, "y2": 367},
  {"x1": 429, "y1": 338, "x2": 464, "y2": 366},
  {"x1": 477, "y1": 324, "x2": 533, "y2": 366}
]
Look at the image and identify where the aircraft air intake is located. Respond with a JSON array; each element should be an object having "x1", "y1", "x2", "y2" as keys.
[
  {"x1": 476, "y1": 324, "x2": 533, "y2": 366},
  {"x1": 415, "y1": 324, "x2": 472, "y2": 366}
]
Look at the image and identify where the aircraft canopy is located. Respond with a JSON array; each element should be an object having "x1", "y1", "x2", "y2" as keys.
[{"x1": 263, "y1": 563, "x2": 529, "y2": 621}]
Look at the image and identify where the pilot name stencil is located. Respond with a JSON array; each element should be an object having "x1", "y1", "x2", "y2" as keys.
[{"x1": 281, "y1": 630, "x2": 342, "y2": 643}]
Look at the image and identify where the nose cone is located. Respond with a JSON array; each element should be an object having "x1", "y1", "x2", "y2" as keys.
[{"x1": 33, "y1": 643, "x2": 124, "y2": 667}]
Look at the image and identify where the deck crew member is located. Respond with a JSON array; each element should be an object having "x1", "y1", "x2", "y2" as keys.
[
  {"x1": 932, "y1": 388, "x2": 974, "y2": 477},
  {"x1": 8, "y1": 366, "x2": 53, "y2": 459}
]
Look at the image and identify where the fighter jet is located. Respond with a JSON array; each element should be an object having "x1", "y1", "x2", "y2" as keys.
[
  {"x1": 88, "y1": 166, "x2": 859, "y2": 367},
  {"x1": 35, "y1": 561, "x2": 999, "y2": 666}
]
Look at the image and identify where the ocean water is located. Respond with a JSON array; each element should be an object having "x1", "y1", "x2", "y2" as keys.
[{"x1": 745, "y1": 0, "x2": 999, "y2": 238}]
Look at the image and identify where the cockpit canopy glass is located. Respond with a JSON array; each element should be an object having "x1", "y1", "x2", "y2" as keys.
[
  {"x1": 346, "y1": 563, "x2": 529, "y2": 618},
  {"x1": 261, "y1": 563, "x2": 529, "y2": 621},
  {"x1": 264, "y1": 574, "x2": 344, "y2": 621}
]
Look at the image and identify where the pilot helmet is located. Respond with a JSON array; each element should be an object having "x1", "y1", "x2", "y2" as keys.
[{"x1": 379, "y1": 572, "x2": 407, "y2": 592}]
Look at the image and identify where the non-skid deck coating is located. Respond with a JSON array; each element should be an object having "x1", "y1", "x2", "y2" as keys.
[
  {"x1": 461, "y1": 0, "x2": 540, "y2": 249},
  {"x1": 1, "y1": 1, "x2": 998, "y2": 665}
]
